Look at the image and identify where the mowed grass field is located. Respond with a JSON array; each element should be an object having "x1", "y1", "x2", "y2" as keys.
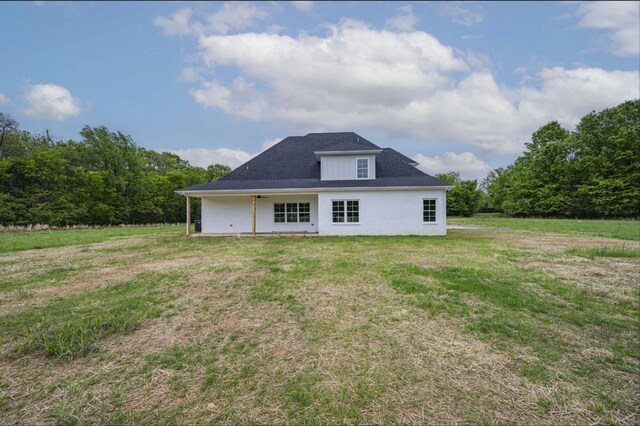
[
  {"x1": 448, "y1": 216, "x2": 640, "y2": 241},
  {"x1": 0, "y1": 221, "x2": 639, "y2": 424}
]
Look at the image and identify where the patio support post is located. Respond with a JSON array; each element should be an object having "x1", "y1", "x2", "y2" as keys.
[{"x1": 186, "y1": 195, "x2": 191, "y2": 236}]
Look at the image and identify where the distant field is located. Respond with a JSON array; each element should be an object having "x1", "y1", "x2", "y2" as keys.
[
  {"x1": 0, "y1": 225, "x2": 183, "y2": 253},
  {"x1": 0, "y1": 225, "x2": 638, "y2": 424},
  {"x1": 448, "y1": 217, "x2": 640, "y2": 241}
]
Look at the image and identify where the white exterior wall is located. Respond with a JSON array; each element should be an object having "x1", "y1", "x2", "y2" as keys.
[
  {"x1": 317, "y1": 189, "x2": 447, "y2": 235},
  {"x1": 320, "y1": 155, "x2": 376, "y2": 180},
  {"x1": 201, "y1": 194, "x2": 318, "y2": 234}
]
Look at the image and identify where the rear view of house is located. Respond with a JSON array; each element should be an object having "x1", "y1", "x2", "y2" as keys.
[{"x1": 177, "y1": 133, "x2": 451, "y2": 236}]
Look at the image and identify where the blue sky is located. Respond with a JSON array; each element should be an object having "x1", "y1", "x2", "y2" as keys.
[{"x1": 1, "y1": 1, "x2": 638, "y2": 180}]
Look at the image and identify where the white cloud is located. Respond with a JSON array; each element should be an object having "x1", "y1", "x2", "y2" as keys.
[
  {"x1": 439, "y1": 2, "x2": 485, "y2": 26},
  {"x1": 575, "y1": 1, "x2": 639, "y2": 56},
  {"x1": 22, "y1": 84, "x2": 84, "y2": 120},
  {"x1": 206, "y1": 2, "x2": 268, "y2": 35},
  {"x1": 514, "y1": 67, "x2": 640, "y2": 134},
  {"x1": 193, "y1": 19, "x2": 468, "y2": 122},
  {"x1": 180, "y1": 67, "x2": 201, "y2": 83},
  {"x1": 162, "y1": 16, "x2": 638, "y2": 154},
  {"x1": 413, "y1": 152, "x2": 491, "y2": 181},
  {"x1": 0, "y1": 92, "x2": 9, "y2": 104},
  {"x1": 154, "y1": 8, "x2": 195, "y2": 36},
  {"x1": 292, "y1": 1, "x2": 313, "y2": 12},
  {"x1": 154, "y1": 2, "x2": 267, "y2": 36},
  {"x1": 386, "y1": 5, "x2": 418, "y2": 32},
  {"x1": 190, "y1": 77, "x2": 270, "y2": 120},
  {"x1": 165, "y1": 137, "x2": 283, "y2": 169},
  {"x1": 166, "y1": 147, "x2": 252, "y2": 169}
]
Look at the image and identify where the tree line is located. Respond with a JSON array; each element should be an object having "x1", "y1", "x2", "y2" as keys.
[
  {"x1": 439, "y1": 99, "x2": 639, "y2": 218},
  {"x1": 0, "y1": 122, "x2": 230, "y2": 226},
  {"x1": 1, "y1": 99, "x2": 637, "y2": 226}
]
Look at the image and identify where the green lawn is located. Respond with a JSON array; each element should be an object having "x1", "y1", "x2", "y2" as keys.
[
  {"x1": 448, "y1": 216, "x2": 640, "y2": 240},
  {"x1": 0, "y1": 225, "x2": 183, "y2": 253},
  {"x1": 0, "y1": 224, "x2": 638, "y2": 424}
]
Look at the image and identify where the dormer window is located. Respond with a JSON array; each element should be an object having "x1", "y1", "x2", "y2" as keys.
[
  {"x1": 356, "y1": 158, "x2": 369, "y2": 179},
  {"x1": 315, "y1": 147, "x2": 380, "y2": 181}
]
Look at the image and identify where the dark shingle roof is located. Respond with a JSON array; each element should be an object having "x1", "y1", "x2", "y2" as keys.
[
  {"x1": 181, "y1": 132, "x2": 449, "y2": 191},
  {"x1": 383, "y1": 147, "x2": 419, "y2": 165},
  {"x1": 315, "y1": 140, "x2": 382, "y2": 153},
  {"x1": 184, "y1": 176, "x2": 447, "y2": 191}
]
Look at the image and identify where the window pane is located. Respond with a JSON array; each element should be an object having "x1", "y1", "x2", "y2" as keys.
[
  {"x1": 357, "y1": 159, "x2": 368, "y2": 179},
  {"x1": 423, "y1": 199, "x2": 436, "y2": 222},
  {"x1": 274, "y1": 204, "x2": 285, "y2": 223},
  {"x1": 285, "y1": 203, "x2": 298, "y2": 222},
  {"x1": 299, "y1": 213, "x2": 310, "y2": 223},
  {"x1": 299, "y1": 203, "x2": 310, "y2": 213},
  {"x1": 332, "y1": 201, "x2": 345, "y2": 223},
  {"x1": 346, "y1": 200, "x2": 359, "y2": 222}
]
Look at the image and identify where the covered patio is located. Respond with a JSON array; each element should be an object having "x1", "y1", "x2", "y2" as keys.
[{"x1": 184, "y1": 192, "x2": 319, "y2": 236}]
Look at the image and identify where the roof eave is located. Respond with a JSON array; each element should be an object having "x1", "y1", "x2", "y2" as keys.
[{"x1": 176, "y1": 185, "x2": 452, "y2": 197}]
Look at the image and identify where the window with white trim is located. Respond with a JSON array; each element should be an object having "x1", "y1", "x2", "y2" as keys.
[
  {"x1": 274, "y1": 203, "x2": 310, "y2": 223},
  {"x1": 356, "y1": 158, "x2": 369, "y2": 179},
  {"x1": 333, "y1": 200, "x2": 359, "y2": 223},
  {"x1": 423, "y1": 199, "x2": 437, "y2": 223},
  {"x1": 299, "y1": 203, "x2": 310, "y2": 222}
]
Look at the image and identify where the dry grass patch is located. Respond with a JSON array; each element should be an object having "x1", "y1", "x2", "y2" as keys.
[
  {"x1": 0, "y1": 255, "x2": 201, "y2": 316},
  {"x1": 1, "y1": 229, "x2": 638, "y2": 424},
  {"x1": 0, "y1": 237, "x2": 149, "y2": 263},
  {"x1": 492, "y1": 231, "x2": 640, "y2": 252},
  {"x1": 527, "y1": 256, "x2": 639, "y2": 306}
]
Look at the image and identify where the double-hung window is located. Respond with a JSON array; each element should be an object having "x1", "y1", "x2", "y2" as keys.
[
  {"x1": 298, "y1": 203, "x2": 310, "y2": 222},
  {"x1": 274, "y1": 203, "x2": 286, "y2": 223},
  {"x1": 356, "y1": 158, "x2": 369, "y2": 179},
  {"x1": 423, "y1": 199, "x2": 437, "y2": 223},
  {"x1": 332, "y1": 200, "x2": 359, "y2": 223},
  {"x1": 274, "y1": 203, "x2": 310, "y2": 223}
]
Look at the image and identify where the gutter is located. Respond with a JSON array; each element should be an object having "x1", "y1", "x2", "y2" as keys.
[{"x1": 176, "y1": 185, "x2": 452, "y2": 197}]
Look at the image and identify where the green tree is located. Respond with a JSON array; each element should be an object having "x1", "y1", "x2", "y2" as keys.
[
  {"x1": 0, "y1": 113, "x2": 18, "y2": 158},
  {"x1": 0, "y1": 122, "x2": 220, "y2": 226},
  {"x1": 437, "y1": 172, "x2": 482, "y2": 217},
  {"x1": 206, "y1": 164, "x2": 232, "y2": 181},
  {"x1": 486, "y1": 100, "x2": 640, "y2": 218}
]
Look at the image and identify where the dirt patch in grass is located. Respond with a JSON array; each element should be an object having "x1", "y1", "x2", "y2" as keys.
[
  {"x1": 528, "y1": 256, "x2": 639, "y2": 305},
  {"x1": 0, "y1": 237, "x2": 150, "y2": 263},
  {"x1": 187, "y1": 263, "x2": 265, "y2": 287},
  {"x1": 493, "y1": 232, "x2": 640, "y2": 252},
  {"x1": 0, "y1": 237, "x2": 153, "y2": 295},
  {"x1": 0, "y1": 256, "x2": 201, "y2": 316}
]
